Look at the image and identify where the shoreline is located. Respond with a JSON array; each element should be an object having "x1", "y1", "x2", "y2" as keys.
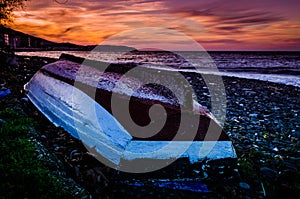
[
  {"x1": 15, "y1": 51, "x2": 300, "y2": 88},
  {"x1": 1, "y1": 55, "x2": 299, "y2": 198}
]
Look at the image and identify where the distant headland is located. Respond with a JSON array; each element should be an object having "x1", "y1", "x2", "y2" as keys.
[{"x1": 0, "y1": 26, "x2": 135, "y2": 52}]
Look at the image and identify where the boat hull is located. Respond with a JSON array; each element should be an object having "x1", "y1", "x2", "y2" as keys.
[{"x1": 24, "y1": 54, "x2": 237, "y2": 172}]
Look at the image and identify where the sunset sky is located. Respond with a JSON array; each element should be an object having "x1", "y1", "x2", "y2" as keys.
[{"x1": 9, "y1": 0, "x2": 300, "y2": 51}]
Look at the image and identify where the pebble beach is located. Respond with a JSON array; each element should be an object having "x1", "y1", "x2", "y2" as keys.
[{"x1": 1, "y1": 55, "x2": 299, "y2": 198}]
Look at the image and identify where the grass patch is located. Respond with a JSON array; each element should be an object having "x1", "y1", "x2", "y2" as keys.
[{"x1": 0, "y1": 108, "x2": 76, "y2": 198}]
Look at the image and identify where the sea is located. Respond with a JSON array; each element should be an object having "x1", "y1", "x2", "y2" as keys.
[{"x1": 16, "y1": 51, "x2": 300, "y2": 88}]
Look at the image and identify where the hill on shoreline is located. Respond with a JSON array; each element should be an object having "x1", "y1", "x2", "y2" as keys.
[{"x1": 0, "y1": 26, "x2": 135, "y2": 52}]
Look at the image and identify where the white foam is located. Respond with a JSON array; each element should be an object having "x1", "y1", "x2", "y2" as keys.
[
  {"x1": 141, "y1": 64, "x2": 300, "y2": 88},
  {"x1": 17, "y1": 51, "x2": 300, "y2": 88}
]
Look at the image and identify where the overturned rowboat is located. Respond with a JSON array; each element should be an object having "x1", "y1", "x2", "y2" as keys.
[{"x1": 24, "y1": 53, "x2": 236, "y2": 175}]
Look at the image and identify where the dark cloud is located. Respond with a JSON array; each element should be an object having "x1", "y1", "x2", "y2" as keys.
[
  {"x1": 197, "y1": 39, "x2": 243, "y2": 44},
  {"x1": 25, "y1": 1, "x2": 53, "y2": 10},
  {"x1": 172, "y1": 7, "x2": 284, "y2": 26},
  {"x1": 217, "y1": 12, "x2": 284, "y2": 25},
  {"x1": 170, "y1": 6, "x2": 286, "y2": 37},
  {"x1": 47, "y1": 9, "x2": 68, "y2": 18},
  {"x1": 61, "y1": 0, "x2": 139, "y2": 12},
  {"x1": 162, "y1": 0, "x2": 287, "y2": 30},
  {"x1": 44, "y1": 33, "x2": 64, "y2": 38},
  {"x1": 215, "y1": 26, "x2": 241, "y2": 31},
  {"x1": 62, "y1": 26, "x2": 83, "y2": 34},
  {"x1": 169, "y1": 8, "x2": 216, "y2": 17},
  {"x1": 102, "y1": 9, "x2": 165, "y2": 16},
  {"x1": 284, "y1": 38, "x2": 300, "y2": 43}
]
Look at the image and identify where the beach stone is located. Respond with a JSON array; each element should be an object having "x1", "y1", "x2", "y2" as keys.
[
  {"x1": 239, "y1": 182, "x2": 250, "y2": 190},
  {"x1": 243, "y1": 139, "x2": 251, "y2": 145},
  {"x1": 273, "y1": 147, "x2": 279, "y2": 152},
  {"x1": 260, "y1": 167, "x2": 277, "y2": 181},
  {"x1": 294, "y1": 132, "x2": 300, "y2": 139},
  {"x1": 0, "y1": 118, "x2": 7, "y2": 124},
  {"x1": 249, "y1": 113, "x2": 258, "y2": 118},
  {"x1": 41, "y1": 134, "x2": 47, "y2": 139},
  {"x1": 21, "y1": 97, "x2": 29, "y2": 102},
  {"x1": 0, "y1": 88, "x2": 11, "y2": 98},
  {"x1": 246, "y1": 91, "x2": 256, "y2": 95},
  {"x1": 284, "y1": 162, "x2": 297, "y2": 171}
]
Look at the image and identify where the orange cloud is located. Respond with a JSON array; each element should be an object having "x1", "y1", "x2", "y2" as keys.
[{"x1": 8, "y1": 0, "x2": 300, "y2": 50}]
